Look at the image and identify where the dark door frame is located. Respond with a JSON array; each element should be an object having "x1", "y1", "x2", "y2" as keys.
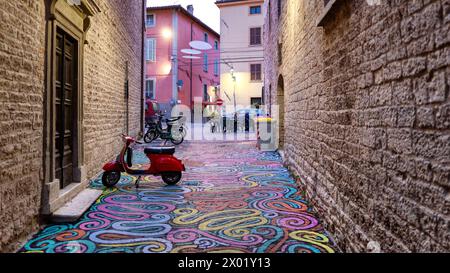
[
  {"x1": 42, "y1": 0, "x2": 100, "y2": 214},
  {"x1": 55, "y1": 27, "x2": 78, "y2": 189}
]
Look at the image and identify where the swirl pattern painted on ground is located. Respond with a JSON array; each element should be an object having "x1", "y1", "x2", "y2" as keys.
[{"x1": 20, "y1": 141, "x2": 337, "y2": 253}]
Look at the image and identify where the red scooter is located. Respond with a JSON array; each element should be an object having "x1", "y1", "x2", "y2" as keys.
[{"x1": 101, "y1": 135, "x2": 185, "y2": 188}]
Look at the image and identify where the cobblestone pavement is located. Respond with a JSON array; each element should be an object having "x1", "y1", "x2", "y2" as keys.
[{"x1": 20, "y1": 141, "x2": 338, "y2": 253}]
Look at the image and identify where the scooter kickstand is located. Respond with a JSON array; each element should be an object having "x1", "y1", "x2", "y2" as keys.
[{"x1": 135, "y1": 176, "x2": 142, "y2": 188}]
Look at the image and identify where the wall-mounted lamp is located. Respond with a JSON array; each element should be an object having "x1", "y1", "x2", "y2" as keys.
[
  {"x1": 162, "y1": 28, "x2": 172, "y2": 39},
  {"x1": 163, "y1": 63, "x2": 172, "y2": 75}
]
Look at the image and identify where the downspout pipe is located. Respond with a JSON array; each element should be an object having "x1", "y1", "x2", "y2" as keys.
[
  {"x1": 190, "y1": 21, "x2": 193, "y2": 122},
  {"x1": 172, "y1": 10, "x2": 179, "y2": 112},
  {"x1": 140, "y1": 0, "x2": 146, "y2": 137}
]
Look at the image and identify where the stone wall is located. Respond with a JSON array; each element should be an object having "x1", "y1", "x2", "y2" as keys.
[
  {"x1": 264, "y1": 0, "x2": 450, "y2": 252},
  {"x1": 0, "y1": 0, "x2": 46, "y2": 253},
  {"x1": 0, "y1": 0, "x2": 144, "y2": 252},
  {"x1": 83, "y1": 0, "x2": 144, "y2": 179}
]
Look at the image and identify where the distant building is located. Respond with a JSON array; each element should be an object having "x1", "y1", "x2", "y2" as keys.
[
  {"x1": 145, "y1": 5, "x2": 220, "y2": 114},
  {"x1": 215, "y1": 0, "x2": 265, "y2": 110}
]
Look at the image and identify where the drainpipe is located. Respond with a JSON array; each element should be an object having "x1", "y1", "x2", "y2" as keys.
[
  {"x1": 190, "y1": 21, "x2": 193, "y2": 122},
  {"x1": 171, "y1": 10, "x2": 179, "y2": 114},
  {"x1": 125, "y1": 61, "x2": 129, "y2": 135},
  {"x1": 141, "y1": 0, "x2": 146, "y2": 136}
]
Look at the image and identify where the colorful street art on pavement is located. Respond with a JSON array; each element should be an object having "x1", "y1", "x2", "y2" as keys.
[{"x1": 20, "y1": 141, "x2": 338, "y2": 253}]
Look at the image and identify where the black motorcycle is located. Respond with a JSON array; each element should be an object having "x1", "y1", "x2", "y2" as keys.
[{"x1": 144, "y1": 114, "x2": 186, "y2": 145}]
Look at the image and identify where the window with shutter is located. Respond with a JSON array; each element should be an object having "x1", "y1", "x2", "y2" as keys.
[
  {"x1": 214, "y1": 59, "x2": 219, "y2": 76},
  {"x1": 203, "y1": 84, "x2": 210, "y2": 101},
  {"x1": 203, "y1": 54, "x2": 208, "y2": 72},
  {"x1": 250, "y1": 6, "x2": 261, "y2": 14},
  {"x1": 250, "y1": 27, "x2": 262, "y2": 46},
  {"x1": 250, "y1": 64, "x2": 262, "y2": 81},
  {"x1": 146, "y1": 38, "x2": 156, "y2": 62},
  {"x1": 145, "y1": 78, "x2": 155, "y2": 99},
  {"x1": 146, "y1": 14, "x2": 155, "y2": 27}
]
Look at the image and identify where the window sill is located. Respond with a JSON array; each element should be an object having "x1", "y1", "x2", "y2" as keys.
[{"x1": 316, "y1": 0, "x2": 341, "y2": 27}]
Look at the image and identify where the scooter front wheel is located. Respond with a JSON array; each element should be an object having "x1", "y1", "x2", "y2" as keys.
[
  {"x1": 161, "y1": 171, "x2": 182, "y2": 185},
  {"x1": 102, "y1": 171, "x2": 121, "y2": 188},
  {"x1": 144, "y1": 130, "x2": 157, "y2": 143},
  {"x1": 179, "y1": 126, "x2": 187, "y2": 138}
]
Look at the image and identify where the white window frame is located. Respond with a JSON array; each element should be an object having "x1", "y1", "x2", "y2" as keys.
[
  {"x1": 145, "y1": 78, "x2": 156, "y2": 99},
  {"x1": 146, "y1": 13, "x2": 156, "y2": 27},
  {"x1": 146, "y1": 38, "x2": 156, "y2": 62}
]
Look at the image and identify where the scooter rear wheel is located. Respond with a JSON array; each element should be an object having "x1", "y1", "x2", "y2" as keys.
[
  {"x1": 170, "y1": 135, "x2": 184, "y2": 145},
  {"x1": 161, "y1": 171, "x2": 182, "y2": 185},
  {"x1": 102, "y1": 171, "x2": 121, "y2": 188}
]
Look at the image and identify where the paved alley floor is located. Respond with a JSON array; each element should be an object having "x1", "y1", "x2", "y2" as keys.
[{"x1": 20, "y1": 141, "x2": 337, "y2": 253}]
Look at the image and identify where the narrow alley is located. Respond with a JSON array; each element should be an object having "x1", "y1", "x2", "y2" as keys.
[
  {"x1": 1, "y1": 0, "x2": 449, "y2": 259},
  {"x1": 20, "y1": 140, "x2": 336, "y2": 253}
]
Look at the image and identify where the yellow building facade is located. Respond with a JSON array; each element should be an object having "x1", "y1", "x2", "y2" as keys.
[{"x1": 216, "y1": 0, "x2": 265, "y2": 110}]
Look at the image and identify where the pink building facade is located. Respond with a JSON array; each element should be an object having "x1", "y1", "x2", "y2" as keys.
[{"x1": 145, "y1": 5, "x2": 220, "y2": 113}]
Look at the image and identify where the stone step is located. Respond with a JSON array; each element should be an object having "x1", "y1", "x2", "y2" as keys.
[{"x1": 51, "y1": 188, "x2": 103, "y2": 223}]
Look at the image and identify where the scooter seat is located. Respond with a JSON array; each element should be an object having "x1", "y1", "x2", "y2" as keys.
[
  {"x1": 166, "y1": 116, "x2": 183, "y2": 122},
  {"x1": 144, "y1": 147, "x2": 176, "y2": 155}
]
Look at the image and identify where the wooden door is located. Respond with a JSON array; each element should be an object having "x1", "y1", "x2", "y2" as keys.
[{"x1": 55, "y1": 28, "x2": 77, "y2": 189}]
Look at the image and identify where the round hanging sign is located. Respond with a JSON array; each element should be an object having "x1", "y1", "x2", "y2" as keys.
[
  {"x1": 181, "y1": 48, "x2": 201, "y2": 55},
  {"x1": 189, "y1": 41, "x2": 212, "y2": 50},
  {"x1": 182, "y1": 55, "x2": 201, "y2": 59}
]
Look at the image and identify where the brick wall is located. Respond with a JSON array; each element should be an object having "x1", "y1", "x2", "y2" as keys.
[
  {"x1": 83, "y1": 0, "x2": 144, "y2": 179},
  {"x1": 0, "y1": 0, "x2": 46, "y2": 252},
  {"x1": 264, "y1": 0, "x2": 449, "y2": 252},
  {"x1": 0, "y1": 0, "x2": 144, "y2": 252}
]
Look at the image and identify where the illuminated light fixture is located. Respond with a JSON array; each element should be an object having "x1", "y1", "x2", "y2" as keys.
[
  {"x1": 182, "y1": 55, "x2": 201, "y2": 59},
  {"x1": 189, "y1": 40, "x2": 212, "y2": 50},
  {"x1": 163, "y1": 63, "x2": 172, "y2": 74},
  {"x1": 162, "y1": 28, "x2": 172, "y2": 39},
  {"x1": 181, "y1": 48, "x2": 201, "y2": 55}
]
